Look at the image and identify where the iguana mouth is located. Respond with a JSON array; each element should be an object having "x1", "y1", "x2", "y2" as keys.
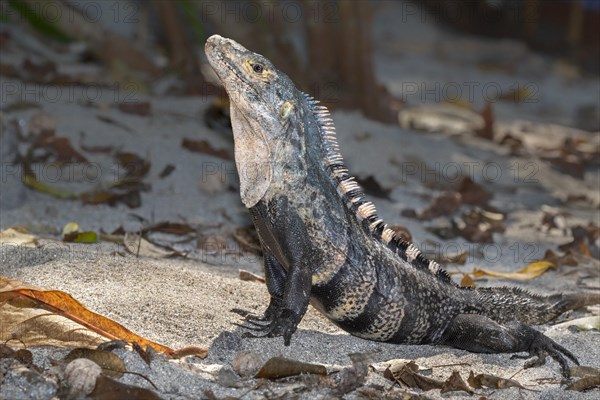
[{"x1": 206, "y1": 37, "x2": 247, "y2": 86}]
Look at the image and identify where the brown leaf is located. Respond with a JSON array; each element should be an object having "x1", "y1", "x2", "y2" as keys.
[
  {"x1": 255, "y1": 357, "x2": 327, "y2": 379},
  {"x1": 31, "y1": 136, "x2": 88, "y2": 163},
  {"x1": 182, "y1": 138, "x2": 232, "y2": 160},
  {"x1": 170, "y1": 345, "x2": 208, "y2": 359},
  {"x1": 467, "y1": 370, "x2": 525, "y2": 390},
  {"x1": 239, "y1": 270, "x2": 266, "y2": 283},
  {"x1": 116, "y1": 152, "x2": 150, "y2": 179},
  {"x1": 0, "y1": 227, "x2": 39, "y2": 247},
  {"x1": 117, "y1": 102, "x2": 152, "y2": 116},
  {"x1": 90, "y1": 375, "x2": 161, "y2": 400},
  {"x1": 460, "y1": 274, "x2": 476, "y2": 288},
  {"x1": 384, "y1": 360, "x2": 443, "y2": 391},
  {"x1": 473, "y1": 261, "x2": 555, "y2": 281},
  {"x1": 499, "y1": 134, "x2": 524, "y2": 155},
  {"x1": 559, "y1": 224, "x2": 598, "y2": 260},
  {"x1": 142, "y1": 222, "x2": 195, "y2": 236},
  {"x1": 475, "y1": 102, "x2": 494, "y2": 140},
  {"x1": 0, "y1": 275, "x2": 173, "y2": 354},
  {"x1": 418, "y1": 192, "x2": 462, "y2": 220},
  {"x1": 440, "y1": 371, "x2": 473, "y2": 394},
  {"x1": 64, "y1": 348, "x2": 125, "y2": 378},
  {"x1": 22, "y1": 58, "x2": 57, "y2": 82},
  {"x1": 570, "y1": 366, "x2": 600, "y2": 378},
  {"x1": 132, "y1": 342, "x2": 153, "y2": 366},
  {"x1": 14, "y1": 349, "x2": 34, "y2": 366},
  {"x1": 566, "y1": 375, "x2": 600, "y2": 392},
  {"x1": 355, "y1": 175, "x2": 391, "y2": 199},
  {"x1": 542, "y1": 249, "x2": 579, "y2": 267},
  {"x1": 456, "y1": 177, "x2": 492, "y2": 206}
]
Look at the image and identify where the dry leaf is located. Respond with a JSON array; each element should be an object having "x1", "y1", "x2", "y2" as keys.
[
  {"x1": 475, "y1": 102, "x2": 494, "y2": 140},
  {"x1": 170, "y1": 346, "x2": 208, "y2": 359},
  {"x1": 117, "y1": 102, "x2": 151, "y2": 116},
  {"x1": 90, "y1": 375, "x2": 161, "y2": 400},
  {"x1": 124, "y1": 233, "x2": 174, "y2": 258},
  {"x1": 0, "y1": 275, "x2": 172, "y2": 353},
  {"x1": 552, "y1": 316, "x2": 600, "y2": 332},
  {"x1": 239, "y1": 270, "x2": 266, "y2": 283},
  {"x1": 142, "y1": 222, "x2": 195, "y2": 236},
  {"x1": 566, "y1": 375, "x2": 600, "y2": 392},
  {"x1": 182, "y1": 138, "x2": 231, "y2": 160},
  {"x1": 418, "y1": 191, "x2": 462, "y2": 220},
  {"x1": 456, "y1": 177, "x2": 493, "y2": 206},
  {"x1": 255, "y1": 357, "x2": 327, "y2": 379},
  {"x1": 460, "y1": 274, "x2": 476, "y2": 288},
  {"x1": 0, "y1": 227, "x2": 39, "y2": 247},
  {"x1": 467, "y1": 370, "x2": 525, "y2": 390},
  {"x1": 384, "y1": 360, "x2": 443, "y2": 391},
  {"x1": 337, "y1": 353, "x2": 372, "y2": 394},
  {"x1": 64, "y1": 348, "x2": 125, "y2": 378},
  {"x1": 473, "y1": 261, "x2": 555, "y2": 281},
  {"x1": 570, "y1": 366, "x2": 600, "y2": 378},
  {"x1": 232, "y1": 351, "x2": 263, "y2": 378},
  {"x1": 440, "y1": 371, "x2": 472, "y2": 394}
]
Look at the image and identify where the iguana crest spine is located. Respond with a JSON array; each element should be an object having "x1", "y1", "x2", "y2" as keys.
[{"x1": 305, "y1": 92, "x2": 453, "y2": 284}]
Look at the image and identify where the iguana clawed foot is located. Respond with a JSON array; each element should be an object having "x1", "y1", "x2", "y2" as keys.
[
  {"x1": 507, "y1": 322, "x2": 579, "y2": 377},
  {"x1": 232, "y1": 307, "x2": 300, "y2": 346}
]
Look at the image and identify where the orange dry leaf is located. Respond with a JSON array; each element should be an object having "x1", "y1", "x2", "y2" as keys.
[
  {"x1": 473, "y1": 261, "x2": 555, "y2": 281},
  {"x1": 0, "y1": 276, "x2": 172, "y2": 354}
]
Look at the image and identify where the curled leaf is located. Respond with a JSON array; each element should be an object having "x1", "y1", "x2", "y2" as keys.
[
  {"x1": 473, "y1": 261, "x2": 555, "y2": 281},
  {"x1": 467, "y1": 370, "x2": 525, "y2": 390},
  {"x1": 255, "y1": 357, "x2": 327, "y2": 379},
  {"x1": 566, "y1": 375, "x2": 600, "y2": 392},
  {"x1": 460, "y1": 274, "x2": 475, "y2": 288},
  {"x1": 0, "y1": 227, "x2": 39, "y2": 247},
  {"x1": 64, "y1": 348, "x2": 125, "y2": 378},
  {"x1": 440, "y1": 371, "x2": 472, "y2": 394},
  {"x1": 0, "y1": 275, "x2": 173, "y2": 354},
  {"x1": 383, "y1": 360, "x2": 443, "y2": 391}
]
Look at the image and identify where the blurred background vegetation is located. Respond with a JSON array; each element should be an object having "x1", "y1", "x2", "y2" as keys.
[{"x1": 1, "y1": 0, "x2": 599, "y2": 123}]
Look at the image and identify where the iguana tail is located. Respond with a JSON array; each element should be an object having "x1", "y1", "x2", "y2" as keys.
[{"x1": 474, "y1": 286, "x2": 600, "y2": 325}]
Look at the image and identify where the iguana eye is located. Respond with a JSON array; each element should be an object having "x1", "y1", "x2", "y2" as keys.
[{"x1": 252, "y1": 63, "x2": 264, "y2": 74}]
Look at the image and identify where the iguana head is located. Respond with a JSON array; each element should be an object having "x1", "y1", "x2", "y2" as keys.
[{"x1": 205, "y1": 35, "x2": 299, "y2": 208}]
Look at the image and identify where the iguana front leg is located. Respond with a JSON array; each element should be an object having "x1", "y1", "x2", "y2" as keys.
[
  {"x1": 242, "y1": 200, "x2": 314, "y2": 345},
  {"x1": 438, "y1": 314, "x2": 578, "y2": 377},
  {"x1": 242, "y1": 252, "x2": 312, "y2": 346},
  {"x1": 245, "y1": 253, "x2": 286, "y2": 322}
]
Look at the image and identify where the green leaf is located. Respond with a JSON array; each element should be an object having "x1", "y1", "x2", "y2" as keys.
[
  {"x1": 73, "y1": 231, "x2": 98, "y2": 243},
  {"x1": 8, "y1": 0, "x2": 71, "y2": 43}
]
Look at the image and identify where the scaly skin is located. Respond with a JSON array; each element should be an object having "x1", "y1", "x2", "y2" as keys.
[{"x1": 205, "y1": 34, "x2": 599, "y2": 378}]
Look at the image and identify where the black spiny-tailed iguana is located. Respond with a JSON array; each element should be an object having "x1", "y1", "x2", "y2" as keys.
[{"x1": 205, "y1": 34, "x2": 598, "y2": 377}]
